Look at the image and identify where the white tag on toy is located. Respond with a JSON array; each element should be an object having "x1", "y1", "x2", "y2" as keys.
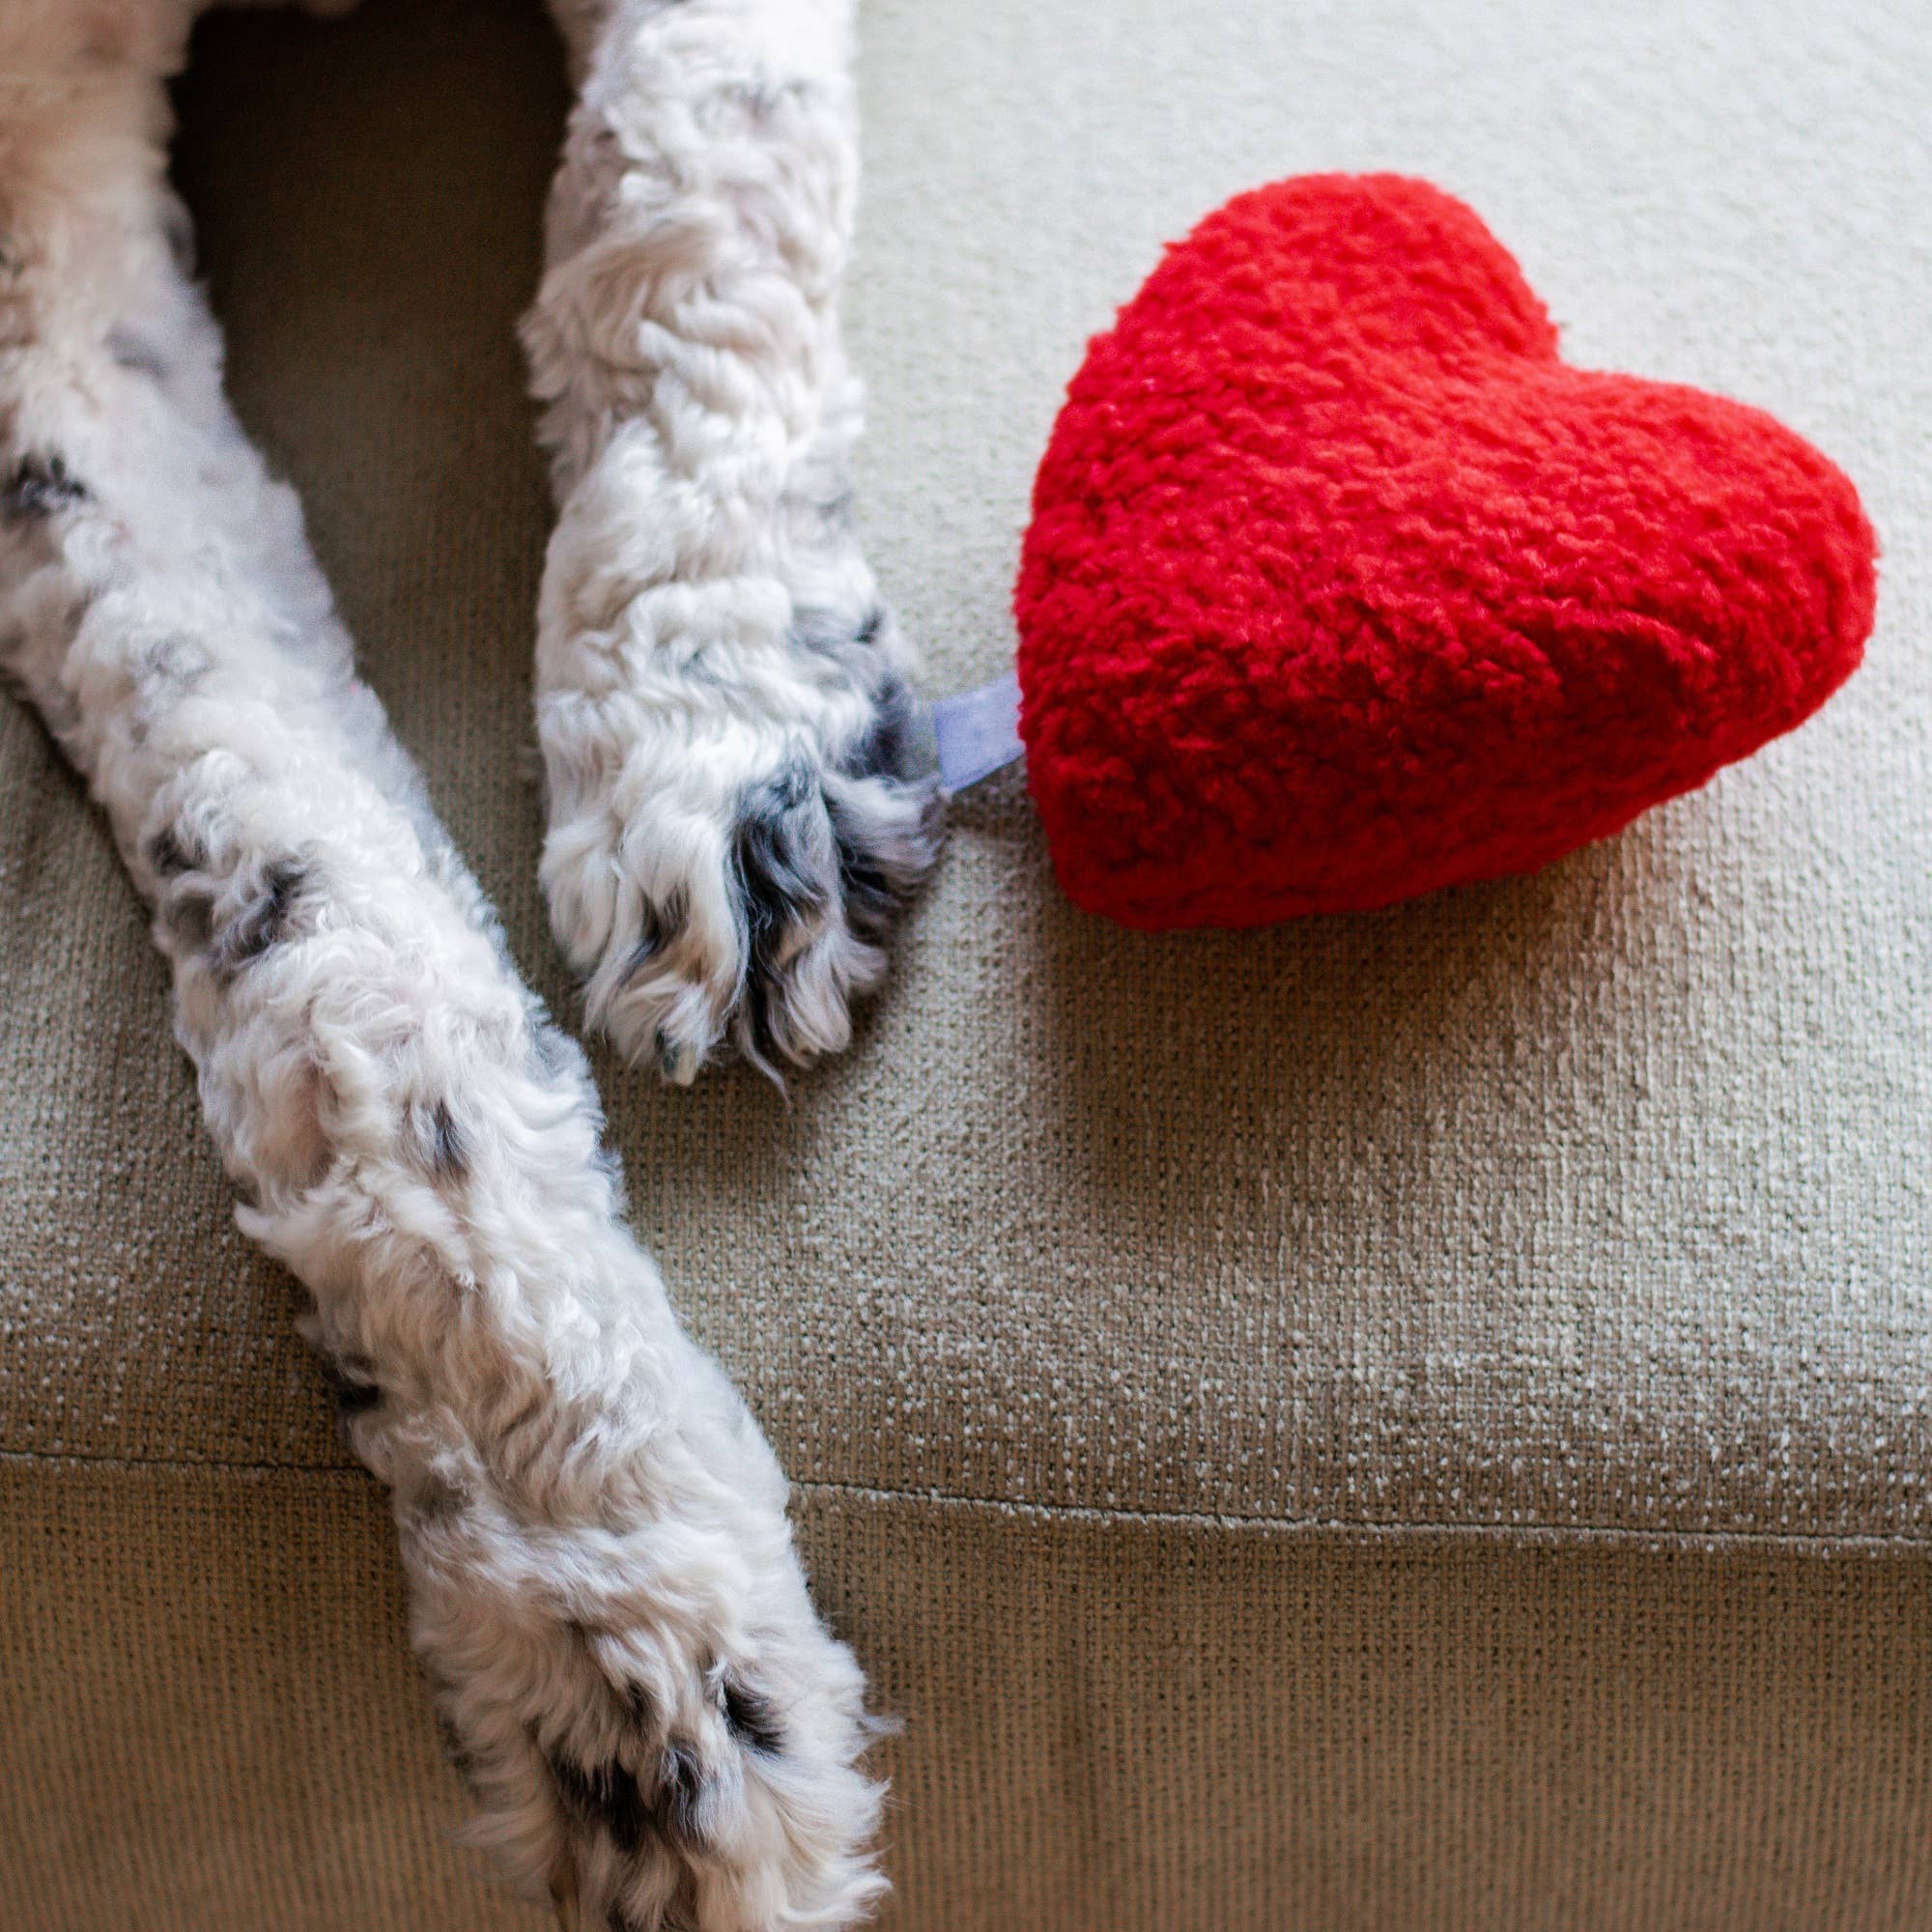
[{"x1": 931, "y1": 669, "x2": 1024, "y2": 791}]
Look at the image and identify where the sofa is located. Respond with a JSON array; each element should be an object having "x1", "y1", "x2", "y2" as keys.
[{"x1": 4, "y1": 0, "x2": 1928, "y2": 1926}]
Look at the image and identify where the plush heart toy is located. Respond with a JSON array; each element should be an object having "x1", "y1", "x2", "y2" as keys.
[{"x1": 1012, "y1": 174, "x2": 1877, "y2": 929}]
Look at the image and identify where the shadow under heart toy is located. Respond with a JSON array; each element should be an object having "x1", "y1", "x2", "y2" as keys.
[{"x1": 934, "y1": 173, "x2": 1877, "y2": 931}]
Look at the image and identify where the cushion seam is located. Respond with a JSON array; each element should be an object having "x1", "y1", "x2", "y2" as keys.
[{"x1": 1, "y1": 1447, "x2": 1925, "y2": 1554}]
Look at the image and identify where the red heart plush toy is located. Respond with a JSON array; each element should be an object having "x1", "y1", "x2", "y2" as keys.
[{"x1": 1013, "y1": 174, "x2": 1877, "y2": 929}]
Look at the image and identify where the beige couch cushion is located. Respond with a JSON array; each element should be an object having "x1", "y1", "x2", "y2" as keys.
[
  {"x1": 3, "y1": 0, "x2": 1929, "y2": 1927},
  {"x1": 10, "y1": 1458, "x2": 1932, "y2": 1932}
]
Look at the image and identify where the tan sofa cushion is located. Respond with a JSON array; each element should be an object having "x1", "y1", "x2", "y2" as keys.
[{"x1": 9, "y1": 1456, "x2": 1932, "y2": 1932}]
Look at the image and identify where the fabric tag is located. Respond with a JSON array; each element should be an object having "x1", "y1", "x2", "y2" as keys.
[{"x1": 931, "y1": 669, "x2": 1025, "y2": 791}]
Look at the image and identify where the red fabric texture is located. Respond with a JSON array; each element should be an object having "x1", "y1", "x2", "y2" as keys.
[{"x1": 1013, "y1": 174, "x2": 1877, "y2": 929}]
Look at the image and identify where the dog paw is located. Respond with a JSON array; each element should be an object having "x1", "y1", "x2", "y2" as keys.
[
  {"x1": 392, "y1": 1367, "x2": 889, "y2": 1930},
  {"x1": 538, "y1": 598, "x2": 941, "y2": 1084}
]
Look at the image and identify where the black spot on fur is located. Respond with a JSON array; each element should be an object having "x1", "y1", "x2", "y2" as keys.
[
  {"x1": 624, "y1": 886, "x2": 688, "y2": 980},
  {"x1": 731, "y1": 759, "x2": 834, "y2": 1064},
  {"x1": 733, "y1": 761, "x2": 828, "y2": 933},
  {"x1": 653, "y1": 1028, "x2": 680, "y2": 1081},
  {"x1": 826, "y1": 807, "x2": 895, "y2": 946},
  {"x1": 825, "y1": 784, "x2": 937, "y2": 949},
  {"x1": 218, "y1": 859, "x2": 307, "y2": 970},
  {"x1": 435, "y1": 1709, "x2": 478, "y2": 1791},
  {"x1": 838, "y1": 673, "x2": 927, "y2": 785},
  {"x1": 420, "y1": 1098, "x2": 468, "y2": 1179},
  {"x1": 3, "y1": 453, "x2": 89, "y2": 521},
  {"x1": 550, "y1": 1754, "x2": 647, "y2": 1859},
  {"x1": 145, "y1": 826, "x2": 203, "y2": 879},
  {"x1": 329, "y1": 1368, "x2": 382, "y2": 1418},
  {"x1": 323, "y1": 1360, "x2": 382, "y2": 1450},
  {"x1": 656, "y1": 1743, "x2": 705, "y2": 1845},
  {"x1": 722, "y1": 1678, "x2": 785, "y2": 1756},
  {"x1": 161, "y1": 886, "x2": 216, "y2": 952},
  {"x1": 789, "y1": 601, "x2": 882, "y2": 668}
]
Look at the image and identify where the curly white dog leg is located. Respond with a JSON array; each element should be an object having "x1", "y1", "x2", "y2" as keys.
[
  {"x1": 526, "y1": 0, "x2": 941, "y2": 1085},
  {"x1": 0, "y1": 22, "x2": 886, "y2": 1930}
]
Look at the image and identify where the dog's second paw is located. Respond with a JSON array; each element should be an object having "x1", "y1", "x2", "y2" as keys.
[
  {"x1": 538, "y1": 600, "x2": 941, "y2": 1084},
  {"x1": 526, "y1": 1633, "x2": 888, "y2": 1932},
  {"x1": 393, "y1": 1356, "x2": 891, "y2": 1932}
]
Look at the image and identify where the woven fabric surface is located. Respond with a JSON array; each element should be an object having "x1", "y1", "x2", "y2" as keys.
[
  {"x1": 1, "y1": 0, "x2": 1929, "y2": 1925},
  {"x1": 8, "y1": 1458, "x2": 1932, "y2": 1932}
]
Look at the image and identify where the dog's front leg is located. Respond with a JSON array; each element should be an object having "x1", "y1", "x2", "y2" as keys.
[
  {"x1": 525, "y1": 0, "x2": 942, "y2": 1086},
  {"x1": 0, "y1": 16, "x2": 885, "y2": 1929}
]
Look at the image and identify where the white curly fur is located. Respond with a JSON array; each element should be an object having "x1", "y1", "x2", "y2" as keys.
[
  {"x1": 0, "y1": 2, "x2": 917, "y2": 1926},
  {"x1": 526, "y1": 0, "x2": 939, "y2": 1084}
]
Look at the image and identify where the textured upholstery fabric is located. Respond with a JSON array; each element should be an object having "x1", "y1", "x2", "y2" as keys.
[
  {"x1": 2, "y1": 0, "x2": 1928, "y2": 1926},
  {"x1": 10, "y1": 1460, "x2": 1932, "y2": 1932}
]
